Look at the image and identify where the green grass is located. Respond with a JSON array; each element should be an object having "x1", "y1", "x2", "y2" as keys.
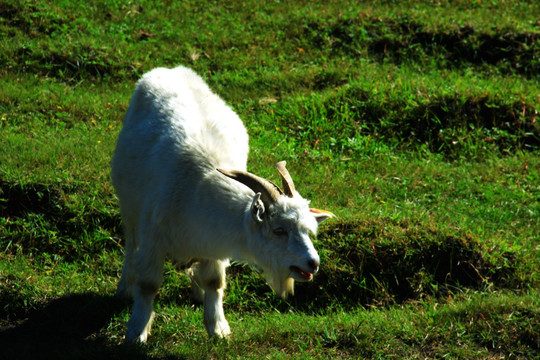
[{"x1": 1, "y1": 0, "x2": 539, "y2": 358}]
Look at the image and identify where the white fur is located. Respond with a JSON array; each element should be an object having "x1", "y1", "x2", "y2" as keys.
[{"x1": 111, "y1": 66, "x2": 331, "y2": 342}]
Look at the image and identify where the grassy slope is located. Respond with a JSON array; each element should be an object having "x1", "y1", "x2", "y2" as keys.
[{"x1": 1, "y1": 0, "x2": 539, "y2": 359}]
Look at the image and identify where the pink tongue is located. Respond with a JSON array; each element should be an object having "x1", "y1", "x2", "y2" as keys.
[{"x1": 300, "y1": 270, "x2": 312, "y2": 280}]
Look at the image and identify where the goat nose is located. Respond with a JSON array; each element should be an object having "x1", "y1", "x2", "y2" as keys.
[{"x1": 307, "y1": 259, "x2": 319, "y2": 273}]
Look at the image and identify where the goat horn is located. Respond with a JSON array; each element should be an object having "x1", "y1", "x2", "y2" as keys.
[
  {"x1": 217, "y1": 168, "x2": 283, "y2": 206},
  {"x1": 275, "y1": 161, "x2": 295, "y2": 198}
]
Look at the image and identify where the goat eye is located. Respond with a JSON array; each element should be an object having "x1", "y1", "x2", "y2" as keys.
[{"x1": 272, "y1": 227, "x2": 287, "y2": 236}]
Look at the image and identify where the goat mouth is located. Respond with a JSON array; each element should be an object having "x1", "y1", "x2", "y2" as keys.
[{"x1": 289, "y1": 266, "x2": 313, "y2": 281}]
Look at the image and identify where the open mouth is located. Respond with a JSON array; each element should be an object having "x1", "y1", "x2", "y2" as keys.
[{"x1": 289, "y1": 266, "x2": 313, "y2": 281}]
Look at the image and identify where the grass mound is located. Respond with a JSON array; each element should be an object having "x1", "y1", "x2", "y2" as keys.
[
  {"x1": 302, "y1": 16, "x2": 539, "y2": 77},
  {"x1": 276, "y1": 86, "x2": 539, "y2": 159},
  {"x1": 314, "y1": 219, "x2": 516, "y2": 305},
  {"x1": 221, "y1": 218, "x2": 520, "y2": 312}
]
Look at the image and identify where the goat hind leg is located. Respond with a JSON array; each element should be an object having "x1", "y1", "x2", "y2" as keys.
[{"x1": 185, "y1": 260, "x2": 205, "y2": 303}]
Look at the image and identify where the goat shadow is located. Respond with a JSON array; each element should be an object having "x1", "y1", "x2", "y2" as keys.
[{"x1": 0, "y1": 293, "x2": 180, "y2": 360}]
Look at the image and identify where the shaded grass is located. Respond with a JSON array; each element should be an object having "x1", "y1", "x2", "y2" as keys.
[
  {"x1": 0, "y1": 180, "x2": 121, "y2": 260},
  {"x1": 0, "y1": 292, "x2": 143, "y2": 360}
]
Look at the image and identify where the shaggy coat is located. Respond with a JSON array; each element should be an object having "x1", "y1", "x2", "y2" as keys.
[{"x1": 111, "y1": 66, "x2": 333, "y2": 342}]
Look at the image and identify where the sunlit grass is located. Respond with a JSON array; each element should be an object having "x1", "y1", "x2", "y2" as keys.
[{"x1": 0, "y1": 0, "x2": 538, "y2": 358}]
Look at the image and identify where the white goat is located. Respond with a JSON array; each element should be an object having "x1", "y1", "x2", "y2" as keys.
[{"x1": 111, "y1": 66, "x2": 334, "y2": 342}]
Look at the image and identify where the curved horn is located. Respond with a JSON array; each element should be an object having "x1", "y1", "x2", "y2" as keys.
[
  {"x1": 275, "y1": 161, "x2": 295, "y2": 197},
  {"x1": 217, "y1": 168, "x2": 282, "y2": 206}
]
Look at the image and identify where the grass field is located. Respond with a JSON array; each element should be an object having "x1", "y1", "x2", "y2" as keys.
[{"x1": 1, "y1": 0, "x2": 539, "y2": 358}]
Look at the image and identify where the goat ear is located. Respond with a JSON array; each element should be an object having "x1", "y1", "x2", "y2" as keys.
[
  {"x1": 251, "y1": 193, "x2": 266, "y2": 223},
  {"x1": 310, "y1": 208, "x2": 335, "y2": 224}
]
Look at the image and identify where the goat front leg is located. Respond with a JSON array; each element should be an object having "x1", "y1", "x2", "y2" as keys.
[
  {"x1": 204, "y1": 286, "x2": 230, "y2": 338},
  {"x1": 196, "y1": 259, "x2": 230, "y2": 338},
  {"x1": 116, "y1": 220, "x2": 137, "y2": 299},
  {"x1": 125, "y1": 245, "x2": 165, "y2": 343}
]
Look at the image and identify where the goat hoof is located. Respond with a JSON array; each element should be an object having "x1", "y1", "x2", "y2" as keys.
[
  {"x1": 125, "y1": 329, "x2": 148, "y2": 344},
  {"x1": 207, "y1": 321, "x2": 231, "y2": 339}
]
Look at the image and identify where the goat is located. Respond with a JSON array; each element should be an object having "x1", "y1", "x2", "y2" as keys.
[{"x1": 111, "y1": 66, "x2": 334, "y2": 342}]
